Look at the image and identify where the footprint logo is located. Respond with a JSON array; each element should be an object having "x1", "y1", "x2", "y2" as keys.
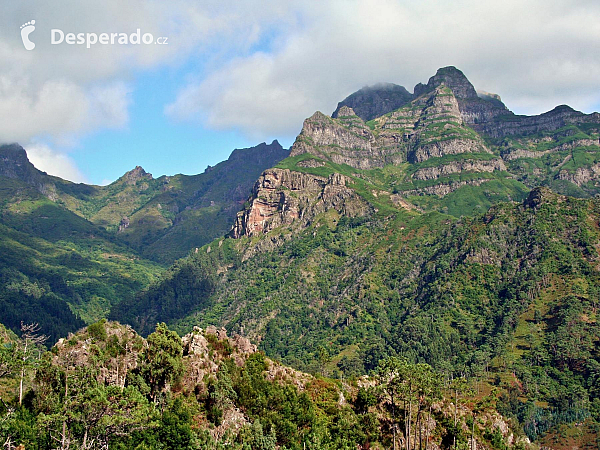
[{"x1": 20, "y1": 20, "x2": 36, "y2": 51}]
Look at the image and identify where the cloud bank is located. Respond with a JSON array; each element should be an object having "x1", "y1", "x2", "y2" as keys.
[{"x1": 167, "y1": 0, "x2": 600, "y2": 139}]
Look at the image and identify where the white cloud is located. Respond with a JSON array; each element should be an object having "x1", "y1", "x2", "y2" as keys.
[
  {"x1": 0, "y1": 0, "x2": 294, "y2": 145},
  {"x1": 167, "y1": 0, "x2": 600, "y2": 139},
  {"x1": 3, "y1": 0, "x2": 600, "y2": 151},
  {"x1": 25, "y1": 143, "x2": 88, "y2": 183}
]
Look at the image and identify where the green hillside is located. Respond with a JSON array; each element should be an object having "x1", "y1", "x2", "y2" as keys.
[{"x1": 0, "y1": 320, "x2": 533, "y2": 449}]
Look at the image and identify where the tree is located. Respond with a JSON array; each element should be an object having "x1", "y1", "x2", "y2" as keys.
[
  {"x1": 17, "y1": 323, "x2": 47, "y2": 406},
  {"x1": 207, "y1": 363, "x2": 237, "y2": 426},
  {"x1": 0, "y1": 342, "x2": 16, "y2": 381},
  {"x1": 139, "y1": 323, "x2": 183, "y2": 402}
]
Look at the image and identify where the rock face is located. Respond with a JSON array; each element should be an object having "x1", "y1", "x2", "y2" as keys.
[
  {"x1": 475, "y1": 104, "x2": 590, "y2": 138},
  {"x1": 413, "y1": 66, "x2": 511, "y2": 126},
  {"x1": 0, "y1": 143, "x2": 59, "y2": 199},
  {"x1": 290, "y1": 109, "x2": 402, "y2": 170},
  {"x1": 120, "y1": 166, "x2": 153, "y2": 185},
  {"x1": 414, "y1": 66, "x2": 478, "y2": 100},
  {"x1": 332, "y1": 82, "x2": 414, "y2": 121},
  {"x1": 557, "y1": 164, "x2": 600, "y2": 186},
  {"x1": 230, "y1": 168, "x2": 371, "y2": 238},
  {"x1": 292, "y1": 86, "x2": 489, "y2": 169},
  {"x1": 412, "y1": 159, "x2": 506, "y2": 180}
]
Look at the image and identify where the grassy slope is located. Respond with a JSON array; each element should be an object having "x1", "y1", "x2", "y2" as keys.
[{"x1": 0, "y1": 177, "x2": 162, "y2": 342}]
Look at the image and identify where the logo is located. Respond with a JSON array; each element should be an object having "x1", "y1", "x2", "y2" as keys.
[
  {"x1": 20, "y1": 20, "x2": 36, "y2": 51},
  {"x1": 51, "y1": 29, "x2": 168, "y2": 49}
]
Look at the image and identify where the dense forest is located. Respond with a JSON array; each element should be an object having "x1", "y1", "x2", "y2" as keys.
[
  {"x1": 1, "y1": 320, "x2": 548, "y2": 449},
  {"x1": 109, "y1": 189, "x2": 600, "y2": 448}
]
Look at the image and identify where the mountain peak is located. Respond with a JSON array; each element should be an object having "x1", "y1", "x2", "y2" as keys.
[
  {"x1": 332, "y1": 83, "x2": 413, "y2": 121},
  {"x1": 0, "y1": 143, "x2": 45, "y2": 183},
  {"x1": 414, "y1": 66, "x2": 478, "y2": 99},
  {"x1": 226, "y1": 140, "x2": 288, "y2": 166},
  {"x1": 119, "y1": 166, "x2": 152, "y2": 185}
]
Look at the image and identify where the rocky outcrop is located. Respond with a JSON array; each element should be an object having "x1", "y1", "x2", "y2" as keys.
[
  {"x1": 475, "y1": 105, "x2": 589, "y2": 138},
  {"x1": 182, "y1": 325, "x2": 258, "y2": 382},
  {"x1": 401, "y1": 178, "x2": 489, "y2": 197},
  {"x1": 413, "y1": 66, "x2": 511, "y2": 125},
  {"x1": 407, "y1": 86, "x2": 491, "y2": 162},
  {"x1": 412, "y1": 159, "x2": 506, "y2": 180},
  {"x1": 0, "y1": 144, "x2": 59, "y2": 199},
  {"x1": 414, "y1": 66, "x2": 479, "y2": 100},
  {"x1": 230, "y1": 168, "x2": 371, "y2": 238},
  {"x1": 54, "y1": 322, "x2": 142, "y2": 389},
  {"x1": 502, "y1": 138, "x2": 599, "y2": 161},
  {"x1": 556, "y1": 164, "x2": 600, "y2": 186},
  {"x1": 120, "y1": 166, "x2": 153, "y2": 185},
  {"x1": 332, "y1": 82, "x2": 413, "y2": 121},
  {"x1": 410, "y1": 139, "x2": 488, "y2": 163},
  {"x1": 291, "y1": 108, "x2": 409, "y2": 169},
  {"x1": 294, "y1": 86, "x2": 490, "y2": 170}
]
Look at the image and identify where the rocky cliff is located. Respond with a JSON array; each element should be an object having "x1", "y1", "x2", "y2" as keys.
[
  {"x1": 230, "y1": 168, "x2": 371, "y2": 238},
  {"x1": 0, "y1": 143, "x2": 62, "y2": 200}
]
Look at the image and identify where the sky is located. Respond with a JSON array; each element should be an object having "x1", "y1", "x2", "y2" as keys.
[{"x1": 1, "y1": 0, "x2": 600, "y2": 185}]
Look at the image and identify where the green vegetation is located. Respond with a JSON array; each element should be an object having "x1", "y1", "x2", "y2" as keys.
[
  {"x1": 0, "y1": 321, "x2": 536, "y2": 449},
  {"x1": 0, "y1": 179, "x2": 162, "y2": 341},
  {"x1": 109, "y1": 189, "x2": 600, "y2": 446}
]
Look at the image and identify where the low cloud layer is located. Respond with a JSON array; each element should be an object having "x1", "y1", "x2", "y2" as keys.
[{"x1": 167, "y1": 0, "x2": 600, "y2": 139}]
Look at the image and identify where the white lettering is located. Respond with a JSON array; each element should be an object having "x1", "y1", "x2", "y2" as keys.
[
  {"x1": 86, "y1": 33, "x2": 97, "y2": 49},
  {"x1": 130, "y1": 29, "x2": 140, "y2": 44},
  {"x1": 51, "y1": 29, "x2": 64, "y2": 44}
]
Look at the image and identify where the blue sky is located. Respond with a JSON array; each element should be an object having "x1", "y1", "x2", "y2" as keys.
[
  {"x1": 2, "y1": 0, "x2": 600, "y2": 185},
  {"x1": 74, "y1": 67, "x2": 286, "y2": 184}
]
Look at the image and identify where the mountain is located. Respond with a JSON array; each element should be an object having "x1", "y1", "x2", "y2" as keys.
[
  {"x1": 2, "y1": 66, "x2": 600, "y2": 445},
  {"x1": 0, "y1": 146, "x2": 163, "y2": 341},
  {"x1": 66, "y1": 140, "x2": 288, "y2": 263},
  {"x1": 332, "y1": 82, "x2": 414, "y2": 121},
  {"x1": 0, "y1": 141, "x2": 289, "y2": 264},
  {"x1": 0, "y1": 141, "x2": 288, "y2": 340},
  {"x1": 108, "y1": 67, "x2": 600, "y2": 445}
]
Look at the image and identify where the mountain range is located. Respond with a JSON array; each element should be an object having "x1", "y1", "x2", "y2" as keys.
[{"x1": 1, "y1": 66, "x2": 599, "y2": 447}]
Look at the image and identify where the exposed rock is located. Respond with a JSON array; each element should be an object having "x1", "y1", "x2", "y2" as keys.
[
  {"x1": 523, "y1": 186, "x2": 557, "y2": 209},
  {"x1": 296, "y1": 158, "x2": 326, "y2": 168},
  {"x1": 412, "y1": 159, "x2": 506, "y2": 180},
  {"x1": 502, "y1": 148, "x2": 552, "y2": 161},
  {"x1": 502, "y1": 138, "x2": 599, "y2": 161},
  {"x1": 475, "y1": 104, "x2": 589, "y2": 138},
  {"x1": 401, "y1": 178, "x2": 489, "y2": 197},
  {"x1": 290, "y1": 111, "x2": 385, "y2": 170},
  {"x1": 411, "y1": 138, "x2": 489, "y2": 163},
  {"x1": 414, "y1": 66, "x2": 478, "y2": 100},
  {"x1": 120, "y1": 166, "x2": 153, "y2": 185},
  {"x1": 557, "y1": 163, "x2": 600, "y2": 186},
  {"x1": 118, "y1": 216, "x2": 130, "y2": 232},
  {"x1": 182, "y1": 326, "x2": 211, "y2": 356},
  {"x1": 0, "y1": 144, "x2": 59, "y2": 198},
  {"x1": 230, "y1": 168, "x2": 372, "y2": 239}
]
